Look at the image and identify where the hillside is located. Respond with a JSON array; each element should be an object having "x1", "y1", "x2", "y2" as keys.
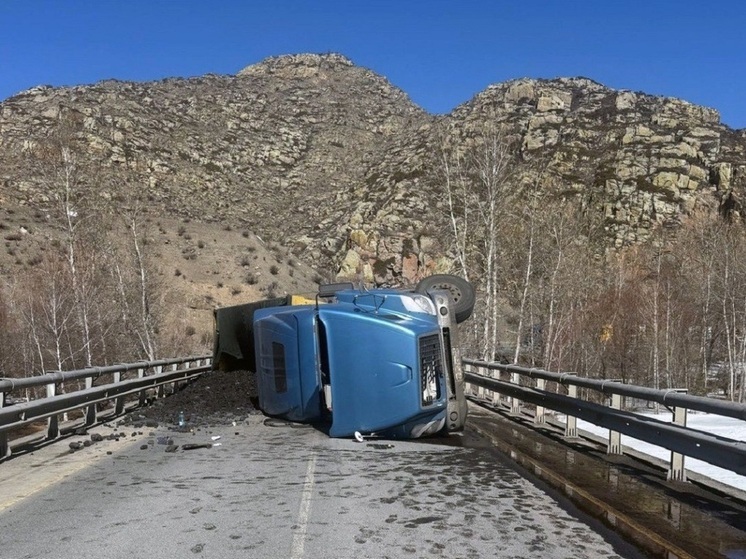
[
  {"x1": 1, "y1": 53, "x2": 745, "y2": 366},
  {"x1": 0, "y1": 53, "x2": 428, "y2": 272}
]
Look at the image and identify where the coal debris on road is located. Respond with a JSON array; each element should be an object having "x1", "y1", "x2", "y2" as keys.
[{"x1": 120, "y1": 368, "x2": 260, "y2": 429}]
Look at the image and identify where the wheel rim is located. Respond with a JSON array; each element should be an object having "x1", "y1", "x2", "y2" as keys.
[{"x1": 432, "y1": 283, "x2": 461, "y2": 303}]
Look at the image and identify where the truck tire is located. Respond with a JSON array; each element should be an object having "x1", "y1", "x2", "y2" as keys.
[{"x1": 415, "y1": 274, "x2": 475, "y2": 324}]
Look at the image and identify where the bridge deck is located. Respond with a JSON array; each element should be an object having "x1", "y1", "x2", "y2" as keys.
[
  {"x1": 469, "y1": 403, "x2": 746, "y2": 559},
  {"x1": 0, "y1": 414, "x2": 643, "y2": 558}
]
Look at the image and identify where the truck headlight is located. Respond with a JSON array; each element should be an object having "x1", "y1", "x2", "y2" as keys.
[{"x1": 403, "y1": 294, "x2": 437, "y2": 315}]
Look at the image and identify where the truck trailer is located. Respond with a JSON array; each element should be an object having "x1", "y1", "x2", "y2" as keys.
[{"x1": 213, "y1": 275, "x2": 474, "y2": 439}]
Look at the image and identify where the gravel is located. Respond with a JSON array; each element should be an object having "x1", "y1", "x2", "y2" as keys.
[{"x1": 119, "y1": 368, "x2": 260, "y2": 429}]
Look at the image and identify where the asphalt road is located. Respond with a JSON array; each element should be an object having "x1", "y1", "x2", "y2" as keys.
[{"x1": 0, "y1": 416, "x2": 646, "y2": 558}]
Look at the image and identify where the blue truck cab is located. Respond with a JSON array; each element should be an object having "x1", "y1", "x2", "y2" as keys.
[{"x1": 213, "y1": 276, "x2": 473, "y2": 439}]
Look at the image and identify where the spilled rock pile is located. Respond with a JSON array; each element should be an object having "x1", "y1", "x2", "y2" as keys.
[{"x1": 120, "y1": 368, "x2": 260, "y2": 429}]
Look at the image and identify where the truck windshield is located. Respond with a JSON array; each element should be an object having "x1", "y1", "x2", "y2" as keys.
[{"x1": 317, "y1": 318, "x2": 331, "y2": 386}]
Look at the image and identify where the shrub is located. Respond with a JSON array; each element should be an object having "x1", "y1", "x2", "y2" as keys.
[{"x1": 264, "y1": 281, "x2": 280, "y2": 298}]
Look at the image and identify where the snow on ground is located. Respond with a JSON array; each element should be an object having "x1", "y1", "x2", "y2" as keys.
[{"x1": 573, "y1": 411, "x2": 746, "y2": 492}]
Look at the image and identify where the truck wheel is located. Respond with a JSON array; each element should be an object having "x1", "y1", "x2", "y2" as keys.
[{"x1": 415, "y1": 274, "x2": 475, "y2": 324}]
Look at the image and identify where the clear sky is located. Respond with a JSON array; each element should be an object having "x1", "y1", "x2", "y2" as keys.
[{"x1": 1, "y1": 1, "x2": 745, "y2": 129}]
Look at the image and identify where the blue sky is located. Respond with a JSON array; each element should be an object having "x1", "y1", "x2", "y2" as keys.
[{"x1": 1, "y1": 1, "x2": 745, "y2": 128}]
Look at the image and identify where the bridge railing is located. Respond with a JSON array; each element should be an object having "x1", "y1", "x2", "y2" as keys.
[
  {"x1": 0, "y1": 355, "x2": 212, "y2": 459},
  {"x1": 462, "y1": 358, "x2": 746, "y2": 482}
]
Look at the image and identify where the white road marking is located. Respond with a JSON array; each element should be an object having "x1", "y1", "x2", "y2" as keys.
[{"x1": 290, "y1": 453, "x2": 317, "y2": 559}]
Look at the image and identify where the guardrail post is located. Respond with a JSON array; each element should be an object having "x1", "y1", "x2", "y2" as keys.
[
  {"x1": 470, "y1": 363, "x2": 479, "y2": 397},
  {"x1": 171, "y1": 362, "x2": 181, "y2": 394},
  {"x1": 46, "y1": 381, "x2": 59, "y2": 440},
  {"x1": 155, "y1": 365, "x2": 165, "y2": 398},
  {"x1": 509, "y1": 370, "x2": 521, "y2": 415},
  {"x1": 477, "y1": 365, "x2": 486, "y2": 400},
  {"x1": 668, "y1": 402, "x2": 688, "y2": 482},
  {"x1": 565, "y1": 383, "x2": 578, "y2": 438},
  {"x1": 137, "y1": 367, "x2": 146, "y2": 406},
  {"x1": 462, "y1": 362, "x2": 473, "y2": 397},
  {"x1": 84, "y1": 375, "x2": 97, "y2": 426},
  {"x1": 534, "y1": 378, "x2": 546, "y2": 424},
  {"x1": 491, "y1": 366, "x2": 500, "y2": 407},
  {"x1": 114, "y1": 370, "x2": 125, "y2": 414},
  {"x1": 608, "y1": 392, "x2": 622, "y2": 454},
  {"x1": 0, "y1": 392, "x2": 8, "y2": 458}
]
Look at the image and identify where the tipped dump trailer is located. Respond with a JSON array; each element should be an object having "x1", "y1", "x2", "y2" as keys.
[{"x1": 213, "y1": 275, "x2": 474, "y2": 439}]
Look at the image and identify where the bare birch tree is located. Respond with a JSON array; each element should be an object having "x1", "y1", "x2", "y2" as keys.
[
  {"x1": 436, "y1": 126, "x2": 471, "y2": 282},
  {"x1": 438, "y1": 118, "x2": 515, "y2": 358},
  {"x1": 717, "y1": 221, "x2": 746, "y2": 401},
  {"x1": 112, "y1": 201, "x2": 159, "y2": 361},
  {"x1": 32, "y1": 114, "x2": 103, "y2": 368},
  {"x1": 437, "y1": 120, "x2": 517, "y2": 358}
]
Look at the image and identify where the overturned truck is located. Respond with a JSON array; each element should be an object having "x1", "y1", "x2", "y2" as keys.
[{"x1": 213, "y1": 275, "x2": 475, "y2": 439}]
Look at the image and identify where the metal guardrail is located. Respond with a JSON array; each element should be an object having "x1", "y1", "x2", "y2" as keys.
[
  {"x1": 463, "y1": 358, "x2": 746, "y2": 481},
  {"x1": 0, "y1": 355, "x2": 212, "y2": 459}
]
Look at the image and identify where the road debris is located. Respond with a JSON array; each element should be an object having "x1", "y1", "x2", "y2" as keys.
[{"x1": 119, "y1": 368, "x2": 259, "y2": 428}]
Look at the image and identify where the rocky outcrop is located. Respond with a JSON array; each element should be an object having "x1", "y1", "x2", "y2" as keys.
[
  {"x1": 1, "y1": 55, "x2": 745, "y2": 286},
  {"x1": 351, "y1": 77, "x2": 746, "y2": 278}
]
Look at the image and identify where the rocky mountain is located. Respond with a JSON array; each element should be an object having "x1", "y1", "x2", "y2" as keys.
[
  {"x1": 1, "y1": 53, "x2": 745, "y2": 292},
  {"x1": 345, "y1": 77, "x2": 746, "y2": 283}
]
